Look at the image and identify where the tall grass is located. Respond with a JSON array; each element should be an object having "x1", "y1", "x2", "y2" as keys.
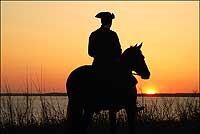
[
  {"x1": 1, "y1": 95, "x2": 199, "y2": 129},
  {"x1": 0, "y1": 72, "x2": 67, "y2": 129},
  {"x1": 136, "y1": 97, "x2": 200, "y2": 123},
  {"x1": 0, "y1": 74, "x2": 199, "y2": 129}
]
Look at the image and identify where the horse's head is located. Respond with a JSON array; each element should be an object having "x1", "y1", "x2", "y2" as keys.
[{"x1": 121, "y1": 43, "x2": 150, "y2": 79}]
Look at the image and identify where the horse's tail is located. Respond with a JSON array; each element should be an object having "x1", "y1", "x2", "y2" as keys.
[
  {"x1": 66, "y1": 64, "x2": 92, "y2": 108},
  {"x1": 66, "y1": 65, "x2": 93, "y2": 133}
]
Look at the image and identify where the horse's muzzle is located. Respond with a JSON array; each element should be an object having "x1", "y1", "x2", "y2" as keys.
[{"x1": 141, "y1": 71, "x2": 150, "y2": 79}]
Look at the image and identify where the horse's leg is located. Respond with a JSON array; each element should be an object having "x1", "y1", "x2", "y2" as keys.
[
  {"x1": 109, "y1": 109, "x2": 117, "y2": 134},
  {"x1": 66, "y1": 94, "x2": 83, "y2": 134},
  {"x1": 81, "y1": 109, "x2": 93, "y2": 134},
  {"x1": 126, "y1": 92, "x2": 137, "y2": 134},
  {"x1": 126, "y1": 106, "x2": 136, "y2": 134}
]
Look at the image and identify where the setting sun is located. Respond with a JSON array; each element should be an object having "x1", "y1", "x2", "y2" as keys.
[
  {"x1": 146, "y1": 89, "x2": 156, "y2": 95},
  {"x1": 142, "y1": 86, "x2": 157, "y2": 94}
]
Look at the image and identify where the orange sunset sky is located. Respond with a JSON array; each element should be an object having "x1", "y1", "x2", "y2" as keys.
[{"x1": 1, "y1": 1, "x2": 199, "y2": 93}]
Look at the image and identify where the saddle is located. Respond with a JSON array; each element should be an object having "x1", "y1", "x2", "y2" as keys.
[{"x1": 92, "y1": 65, "x2": 138, "y2": 90}]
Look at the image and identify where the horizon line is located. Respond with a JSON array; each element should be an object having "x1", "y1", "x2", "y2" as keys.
[{"x1": 0, "y1": 92, "x2": 199, "y2": 97}]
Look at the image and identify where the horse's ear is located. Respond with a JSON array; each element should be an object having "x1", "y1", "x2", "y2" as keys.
[
  {"x1": 133, "y1": 43, "x2": 138, "y2": 48},
  {"x1": 137, "y1": 42, "x2": 143, "y2": 49}
]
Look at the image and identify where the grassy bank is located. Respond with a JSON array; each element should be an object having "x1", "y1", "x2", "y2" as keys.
[
  {"x1": 1, "y1": 94, "x2": 199, "y2": 134},
  {"x1": 1, "y1": 78, "x2": 199, "y2": 133},
  {"x1": 1, "y1": 117, "x2": 200, "y2": 134}
]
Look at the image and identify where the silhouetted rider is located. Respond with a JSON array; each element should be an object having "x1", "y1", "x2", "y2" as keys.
[{"x1": 88, "y1": 12, "x2": 122, "y2": 76}]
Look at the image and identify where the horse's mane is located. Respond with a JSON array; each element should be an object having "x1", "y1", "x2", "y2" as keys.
[
  {"x1": 121, "y1": 45, "x2": 143, "y2": 58},
  {"x1": 122, "y1": 47, "x2": 132, "y2": 56},
  {"x1": 121, "y1": 46, "x2": 136, "y2": 62}
]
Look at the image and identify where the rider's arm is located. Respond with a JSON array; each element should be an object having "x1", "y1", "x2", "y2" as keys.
[
  {"x1": 113, "y1": 32, "x2": 122, "y2": 58},
  {"x1": 88, "y1": 33, "x2": 95, "y2": 57}
]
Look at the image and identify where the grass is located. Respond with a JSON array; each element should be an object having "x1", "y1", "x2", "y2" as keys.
[
  {"x1": 1, "y1": 94, "x2": 199, "y2": 134},
  {"x1": 0, "y1": 76, "x2": 200, "y2": 134}
]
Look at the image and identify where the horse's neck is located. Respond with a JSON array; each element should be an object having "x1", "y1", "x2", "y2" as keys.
[
  {"x1": 119, "y1": 59, "x2": 131, "y2": 72},
  {"x1": 116, "y1": 61, "x2": 132, "y2": 78}
]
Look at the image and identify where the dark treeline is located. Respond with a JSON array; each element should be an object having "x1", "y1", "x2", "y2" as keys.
[{"x1": 0, "y1": 93, "x2": 199, "y2": 97}]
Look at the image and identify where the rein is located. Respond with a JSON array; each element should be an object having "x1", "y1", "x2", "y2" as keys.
[{"x1": 132, "y1": 72, "x2": 139, "y2": 75}]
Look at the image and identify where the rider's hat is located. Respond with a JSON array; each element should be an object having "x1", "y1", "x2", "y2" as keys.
[{"x1": 95, "y1": 12, "x2": 115, "y2": 20}]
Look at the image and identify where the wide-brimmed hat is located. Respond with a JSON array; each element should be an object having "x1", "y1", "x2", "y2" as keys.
[{"x1": 95, "y1": 12, "x2": 115, "y2": 19}]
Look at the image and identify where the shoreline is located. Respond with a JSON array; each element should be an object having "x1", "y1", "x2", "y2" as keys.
[{"x1": 0, "y1": 93, "x2": 199, "y2": 97}]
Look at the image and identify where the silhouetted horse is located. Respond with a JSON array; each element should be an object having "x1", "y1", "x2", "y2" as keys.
[{"x1": 66, "y1": 43, "x2": 150, "y2": 134}]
